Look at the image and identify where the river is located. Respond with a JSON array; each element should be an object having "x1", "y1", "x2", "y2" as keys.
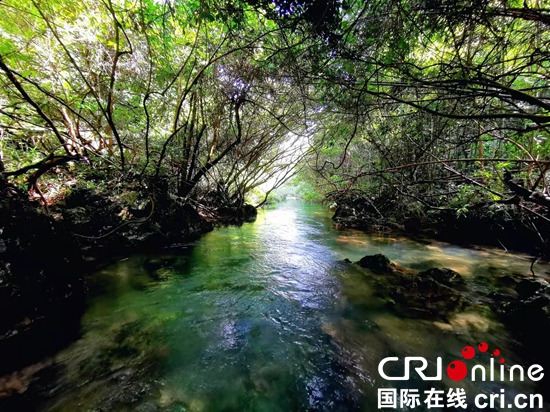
[{"x1": 3, "y1": 200, "x2": 548, "y2": 411}]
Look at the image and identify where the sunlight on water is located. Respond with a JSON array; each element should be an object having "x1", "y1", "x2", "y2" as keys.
[{"x1": 8, "y1": 200, "x2": 549, "y2": 411}]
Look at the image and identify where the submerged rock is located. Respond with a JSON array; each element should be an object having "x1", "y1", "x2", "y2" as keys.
[
  {"x1": 151, "y1": 267, "x2": 172, "y2": 281},
  {"x1": 356, "y1": 254, "x2": 396, "y2": 274},
  {"x1": 389, "y1": 276, "x2": 464, "y2": 317},
  {"x1": 355, "y1": 254, "x2": 468, "y2": 318},
  {"x1": 417, "y1": 268, "x2": 465, "y2": 289}
]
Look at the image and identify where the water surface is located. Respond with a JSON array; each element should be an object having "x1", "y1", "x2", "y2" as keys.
[{"x1": 5, "y1": 200, "x2": 549, "y2": 411}]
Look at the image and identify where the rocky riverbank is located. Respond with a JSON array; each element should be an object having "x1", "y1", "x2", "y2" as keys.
[
  {"x1": 332, "y1": 197, "x2": 550, "y2": 259},
  {"x1": 0, "y1": 178, "x2": 85, "y2": 375},
  {"x1": 350, "y1": 253, "x2": 550, "y2": 373},
  {"x1": 0, "y1": 176, "x2": 258, "y2": 376}
]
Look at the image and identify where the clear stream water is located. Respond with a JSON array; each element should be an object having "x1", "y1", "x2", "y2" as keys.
[{"x1": 5, "y1": 201, "x2": 550, "y2": 411}]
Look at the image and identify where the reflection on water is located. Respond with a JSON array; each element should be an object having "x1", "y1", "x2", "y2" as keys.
[{"x1": 3, "y1": 200, "x2": 549, "y2": 411}]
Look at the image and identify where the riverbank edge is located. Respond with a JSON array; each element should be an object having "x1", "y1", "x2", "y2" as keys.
[
  {"x1": 331, "y1": 200, "x2": 550, "y2": 261},
  {"x1": 0, "y1": 177, "x2": 257, "y2": 376},
  {"x1": 348, "y1": 253, "x2": 550, "y2": 380}
]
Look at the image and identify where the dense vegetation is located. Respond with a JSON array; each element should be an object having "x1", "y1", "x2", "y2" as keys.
[
  {"x1": 0, "y1": 0, "x2": 312, "y2": 211},
  {"x1": 1, "y1": 0, "x2": 550, "y2": 247},
  {"x1": 2, "y1": 1, "x2": 550, "y2": 406}
]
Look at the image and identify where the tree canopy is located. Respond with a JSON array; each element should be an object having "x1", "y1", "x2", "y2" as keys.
[{"x1": 1, "y1": 0, "x2": 550, "y2": 222}]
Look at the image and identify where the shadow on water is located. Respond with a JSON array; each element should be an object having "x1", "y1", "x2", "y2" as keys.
[{"x1": 2, "y1": 200, "x2": 549, "y2": 411}]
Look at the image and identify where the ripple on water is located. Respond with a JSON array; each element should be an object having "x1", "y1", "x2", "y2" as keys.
[{"x1": 3, "y1": 200, "x2": 549, "y2": 411}]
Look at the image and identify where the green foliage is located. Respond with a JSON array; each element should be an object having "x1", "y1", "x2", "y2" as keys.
[
  {"x1": 288, "y1": 177, "x2": 324, "y2": 203},
  {"x1": 0, "y1": 0, "x2": 309, "y2": 203},
  {"x1": 1, "y1": 0, "x2": 549, "y2": 221},
  {"x1": 245, "y1": 187, "x2": 266, "y2": 206}
]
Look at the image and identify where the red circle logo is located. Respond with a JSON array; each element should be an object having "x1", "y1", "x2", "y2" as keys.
[
  {"x1": 447, "y1": 360, "x2": 468, "y2": 381},
  {"x1": 462, "y1": 345, "x2": 475, "y2": 360}
]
